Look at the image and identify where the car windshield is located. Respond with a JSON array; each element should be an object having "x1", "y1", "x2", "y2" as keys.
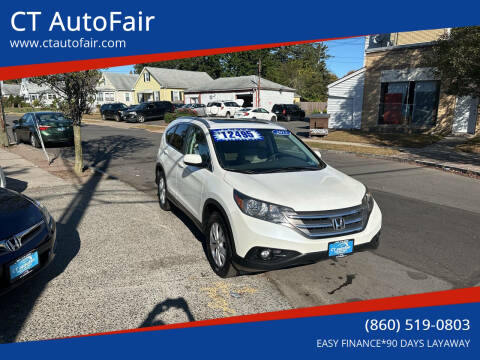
[
  {"x1": 210, "y1": 128, "x2": 325, "y2": 173},
  {"x1": 36, "y1": 113, "x2": 70, "y2": 123}
]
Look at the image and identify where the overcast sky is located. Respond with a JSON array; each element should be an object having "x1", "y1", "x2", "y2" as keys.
[{"x1": 105, "y1": 37, "x2": 365, "y2": 80}]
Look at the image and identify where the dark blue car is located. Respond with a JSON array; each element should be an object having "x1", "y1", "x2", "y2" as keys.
[{"x1": 0, "y1": 187, "x2": 56, "y2": 295}]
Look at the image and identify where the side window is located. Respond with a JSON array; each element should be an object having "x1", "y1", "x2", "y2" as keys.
[
  {"x1": 24, "y1": 114, "x2": 34, "y2": 125},
  {"x1": 170, "y1": 123, "x2": 189, "y2": 153},
  {"x1": 184, "y1": 126, "x2": 210, "y2": 164},
  {"x1": 165, "y1": 125, "x2": 177, "y2": 146}
]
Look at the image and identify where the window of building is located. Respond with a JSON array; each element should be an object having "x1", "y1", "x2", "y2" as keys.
[
  {"x1": 378, "y1": 81, "x2": 440, "y2": 127},
  {"x1": 154, "y1": 91, "x2": 160, "y2": 101},
  {"x1": 171, "y1": 90, "x2": 181, "y2": 102},
  {"x1": 105, "y1": 92, "x2": 115, "y2": 102},
  {"x1": 144, "y1": 72, "x2": 150, "y2": 82},
  {"x1": 125, "y1": 92, "x2": 130, "y2": 102},
  {"x1": 97, "y1": 92, "x2": 104, "y2": 102}
]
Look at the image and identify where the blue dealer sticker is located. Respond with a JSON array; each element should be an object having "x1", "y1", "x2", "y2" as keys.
[
  {"x1": 211, "y1": 129, "x2": 263, "y2": 142},
  {"x1": 272, "y1": 129, "x2": 291, "y2": 136}
]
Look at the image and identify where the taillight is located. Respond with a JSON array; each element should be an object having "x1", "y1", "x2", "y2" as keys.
[
  {"x1": 38, "y1": 126, "x2": 51, "y2": 131},
  {"x1": 244, "y1": 112, "x2": 249, "y2": 116},
  {"x1": 282, "y1": 109, "x2": 286, "y2": 115}
]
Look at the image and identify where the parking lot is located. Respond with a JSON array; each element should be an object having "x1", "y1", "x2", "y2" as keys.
[{"x1": 2, "y1": 114, "x2": 480, "y2": 342}]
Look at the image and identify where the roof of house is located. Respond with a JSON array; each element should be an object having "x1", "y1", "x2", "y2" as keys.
[
  {"x1": 144, "y1": 67, "x2": 213, "y2": 89},
  {"x1": 1, "y1": 83, "x2": 21, "y2": 96},
  {"x1": 22, "y1": 81, "x2": 55, "y2": 94},
  {"x1": 101, "y1": 72, "x2": 138, "y2": 91},
  {"x1": 327, "y1": 68, "x2": 365, "y2": 88},
  {"x1": 186, "y1": 75, "x2": 295, "y2": 93}
]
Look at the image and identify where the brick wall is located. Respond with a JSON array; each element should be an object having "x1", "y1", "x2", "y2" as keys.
[{"x1": 362, "y1": 45, "x2": 456, "y2": 134}]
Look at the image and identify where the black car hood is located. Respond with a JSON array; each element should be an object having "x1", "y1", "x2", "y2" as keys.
[{"x1": 0, "y1": 188, "x2": 43, "y2": 239}]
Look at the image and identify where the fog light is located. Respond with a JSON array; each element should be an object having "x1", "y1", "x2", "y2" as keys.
[{"x1": 260, "y1": 248, "x2": 272, "y2": 260}]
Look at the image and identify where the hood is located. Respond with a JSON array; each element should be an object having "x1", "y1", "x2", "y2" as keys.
[
  {"x1": 224, "y1": 166, "x2": 365, "y2": 212},
  {"x1": 0, "y1": 188, "x2": 43, "y2": 239}
]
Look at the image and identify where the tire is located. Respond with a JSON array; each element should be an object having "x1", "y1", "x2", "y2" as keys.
[
  {"x1": 286, "y1": 115, "x2": 291, "y2": 122},
  {"x1": 30, "y1": 133, "x2": 40, "y2": 148},
  {"x1": 13, "y1": 131, "x2": 19, "y2": 144},
  {"x1": 225, "y1": 112, "x2": 230, "y2": 118},
  {"x1": 271, "y1": 116, "x2": 277, "y2": 122},
  {"x1": 101, "y1": 113, "x2": 106, "y2": 120},
  {"x1": 114, "y1": 114, "x2": 121, "y2": 122},
  {"x1": 204, "y1": 212, "x2": 238, "y2": 278},
  {"x1": 138, "y1": 115, "x2": 145, "y2": 123},
  {"x1": 157, "y1": 169, "x2": 171, "y2": 211}
]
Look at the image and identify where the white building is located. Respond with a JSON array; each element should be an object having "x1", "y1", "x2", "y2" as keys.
[
  {"x1": 327, "y1": 68, "x2": 365, "y2": 129},
  {"x1": 20, "y1": 79, "x2": 58, "y2": 106},
  {"x1": 95, "y1": 72, "x2": 138, "y2": 107},
  {"x1": 185, "y1": 75, "x2": 295, "y2": 111}
]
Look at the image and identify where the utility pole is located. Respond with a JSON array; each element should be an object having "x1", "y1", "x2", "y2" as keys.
[
  {"x1": 257, "y1": 58, "x2": 261, "y2": 107},
  {"x1": 0, "y1": 81, "x2": 9, "y2": 147}
]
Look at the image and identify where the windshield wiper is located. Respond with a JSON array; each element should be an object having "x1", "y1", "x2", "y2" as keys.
[{"x1": 256, "y1": 166, "x2": 320, "y2": 173}]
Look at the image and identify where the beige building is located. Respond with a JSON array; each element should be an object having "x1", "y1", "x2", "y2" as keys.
[
  {"x1": 95, "y1": 72, "x2": 138, "y2": 107},
  {"x1": 362, "y1": 29, "x2": 479, "y2": 134}
]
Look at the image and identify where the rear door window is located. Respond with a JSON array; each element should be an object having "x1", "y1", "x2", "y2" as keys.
[{"x1": 165, "y1": 125, "x2": 177, "y2": 146}]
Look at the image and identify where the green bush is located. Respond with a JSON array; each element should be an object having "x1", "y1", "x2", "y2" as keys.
[{"x1": 164, "y1": 109, "x2": 197, "y2": 123}]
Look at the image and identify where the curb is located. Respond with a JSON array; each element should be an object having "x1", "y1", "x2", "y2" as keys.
[{"x1": 320, "y1": 149, "x2": 480, "y2": 178}]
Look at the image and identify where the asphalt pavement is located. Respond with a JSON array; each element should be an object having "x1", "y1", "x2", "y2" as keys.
[{"x1": 2, "y1": 114, "x2": 480, "y2": 341}]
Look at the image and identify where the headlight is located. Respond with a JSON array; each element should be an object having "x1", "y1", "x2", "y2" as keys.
[
  {"x1": 35, "y1": 200, "x2": 54, "y2": 229},
  {"x1": 129, "y1": 111, "x2": 136, "y2": 115},
  {"x1": 361, "y1": 188, "x2": 374, "y2": 215},
  {"x1": 233, "y1": 190, "x2": 293, "y2": 225}
]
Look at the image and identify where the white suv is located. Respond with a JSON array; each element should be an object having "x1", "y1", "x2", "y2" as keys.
[
  {"x1": 206, "y1": 101, "x2": 240, "y2": 118},
  {"x1": 155, "y1": 117, "x2": 382, "y2": 277}
]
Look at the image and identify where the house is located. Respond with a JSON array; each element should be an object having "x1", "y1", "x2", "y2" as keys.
[
  {"x1": 95, "y1": 72, "x2": 138, "y2": 107},
  {"x1": 362, "y1": 29, "x2": 479, "y2": 135},
  {"x1": 1, "y1": 83, "x2": 21, "y2": 98},
  {"x1": 20, "y1": 79, "x2": 57, "y2": 106},
  {"x1": 133, "y1": 67, "x2": 213, "y2": 104},
  {"x1": 327, "y1": 68, "x2": 365, "y2": 129},
  {"x1": 184, "y1": 75, "x2": 295, "y2": 110}
]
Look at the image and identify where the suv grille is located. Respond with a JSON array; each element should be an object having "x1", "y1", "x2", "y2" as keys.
[
  {"x1": 286, "y1": 205, "x2": 367, "y2": 239},
  {"x1": 0, "y1": 221, "x2": 44, "y2": 254}
]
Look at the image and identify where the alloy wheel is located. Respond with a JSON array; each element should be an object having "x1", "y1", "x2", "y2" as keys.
[
  {"x1": 158, "y1": 177, "x2": 166, "y2": 205},
  {"x1": 209, "y1": 222, "x2": 227, "y2": 268}
]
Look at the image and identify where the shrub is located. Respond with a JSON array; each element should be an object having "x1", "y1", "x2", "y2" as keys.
[{"x1": 164, "y1": 109, "x2": 197, "y2": 123}]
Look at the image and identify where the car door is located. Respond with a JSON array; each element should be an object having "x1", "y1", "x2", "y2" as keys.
[
  {"x1": 176, "y1": 124, "x2": 211, "y2": 220},
  {"x1": 13, "y1": 115, "x2": 26, "y2": 141},
  {"x1": 164, "y1": 123, "x2": 189, "y2": 198},
  {"x1": 145, "y1": 103, "x2": 156, "y2": 119},
  {"x1": 22, "y1": 114, "x2": 35, "y2": 141}
]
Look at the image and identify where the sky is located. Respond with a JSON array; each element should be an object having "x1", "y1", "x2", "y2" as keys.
[{"x1": 104, "y1": 37, "x2": 366, "y2": 80}]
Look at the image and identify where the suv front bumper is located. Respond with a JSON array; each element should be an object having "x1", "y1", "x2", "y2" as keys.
[{"x1": 229, "y1": 202, "x2": 382, "y2": 272}]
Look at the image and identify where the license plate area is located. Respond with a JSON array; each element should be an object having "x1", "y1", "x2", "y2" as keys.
[
  {"x1": 9, "y1": 251, "x2": 39, "y2": 281},
  {"x1": 328, "y1": 240, "x2": 354, "y2": 257}
]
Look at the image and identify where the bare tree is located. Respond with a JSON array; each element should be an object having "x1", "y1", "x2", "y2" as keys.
[{"x1": 31, "y1": 71, "x2": 101, "y2": 173}]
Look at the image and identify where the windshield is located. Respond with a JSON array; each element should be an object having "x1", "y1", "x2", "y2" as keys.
[{"x1": 210, "y1": 128, "x2": 325, "y2": 173}]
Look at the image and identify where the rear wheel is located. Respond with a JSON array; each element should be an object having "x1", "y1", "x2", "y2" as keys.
[
  {"x1": 226, "y1": 111, "x2": 231, "y2": 118},
  {"x1": 205, "y1": 212, "x2": 238, "y2": 278},
  {"x1": 138, "y1": 115, "x2": 145, "y2": 123},
  {"x1": 271, "y1": 116, "x2": 277, "y2": 122},
  {"x1": 157, "y1": 169, "x2": 171, "y2": 211},
  {"x1": 13, "y1": 131, "x2": 19, "y2": 144},
  {"x1": 101, "y1": 113, "x2": 106, "y2": 120},
  {"x1": 286, "y1": 115, "x2": 292, "y2": 122},
  {"x1": 30, "y1": 133, "x2": 40, "y2": 148},
  {"x1": 114, "y1": 114, "x2": 121, "y2": 122}
]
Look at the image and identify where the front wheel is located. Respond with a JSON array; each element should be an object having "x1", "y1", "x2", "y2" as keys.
[
  {"x1": 114, "y1": 114, "x2": 121, "y2": 122},
  {"x1": 138, "y1": 115, "x2": 145, "y2": 123},
  {"x1": 205, "y1": 212, "x2": 238, "y2": 278},
  {"x1": 271, "y1": 116, "x2": 277, "y2": 122},
  {"x1": 225, "y1": 112, "x2": 231, "y2": 118},
  {"x1": 157, "y1": 169, "x2": 171, "y2": 211},
  {"x1": 13, "y1": 131, "x2": 19, "y2": 144}
]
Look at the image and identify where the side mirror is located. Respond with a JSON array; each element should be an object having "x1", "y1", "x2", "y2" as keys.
[
  {"x1": 183, "y1": 154, "x2": 204, "y2": 167},
  {"x1": 314, "y1": 150, "x2": 322, "y2": 158}
]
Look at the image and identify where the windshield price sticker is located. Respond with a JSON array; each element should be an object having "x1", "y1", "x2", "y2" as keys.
[
  {"x1": 272, "y1": 129, "x2": 291, "y2": 136},
  {"x1": 211, "y1": 129, "x2": 263, "y2": 142}
]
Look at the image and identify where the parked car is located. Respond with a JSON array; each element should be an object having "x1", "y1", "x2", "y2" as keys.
[
  {"x1": 190, "y1": 104, "x2": 207, "y2": 116},
  {"x1": 100, "y1": 103, "x2": 129, "y2": 122},
  {"x1": 12, "y1": 112, "x2": 74, "y2": 148},
  {"x1": 272, "y1": 104, "x2": 305, "y2": 122},
  {"x1": 0, "y1": 166, "x2": 5, "y2": 188},
  {"x1": 173, "y1": 103, "x2": 186, "y2": 110},
  {"x1": 0, "y1": 187, "x2": 56, "y2": 295},
  {"x1": 234, "y1": 107, "x2": 277, "y2": 121},
  {"x1": 123, "y1": 102, "x2": 167, "y2": 123},
  {"x1": 155, "y1": 117, "x2": 381, "y2": 277},
  {"x1": 206, "y1": 101, "x2": 241, "y2": 118},
  {"x1": 156, "y1": 101, "x2": 175, "y2": 113}
]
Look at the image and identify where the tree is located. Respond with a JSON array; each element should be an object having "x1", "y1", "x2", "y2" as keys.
[
  {"x1": 31, "y1": 71, "x2": 101, "y2": 173},
  {"x1": 426, "y1": 26, "x2": 480, "y2": 98}
]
